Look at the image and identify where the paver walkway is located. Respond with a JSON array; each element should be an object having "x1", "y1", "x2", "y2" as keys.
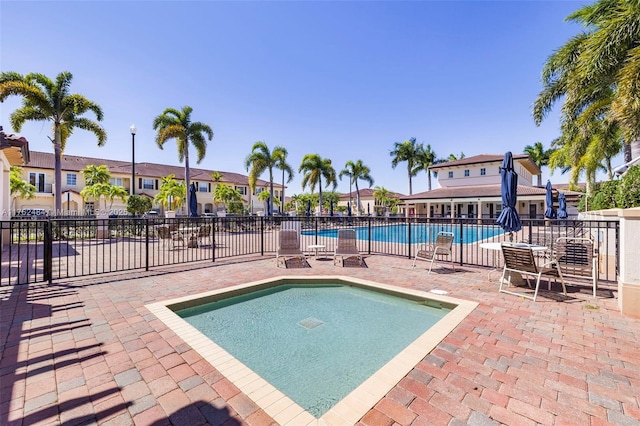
[{"x1": 1, "y1": 255, "x2": 639, "y2": 425}]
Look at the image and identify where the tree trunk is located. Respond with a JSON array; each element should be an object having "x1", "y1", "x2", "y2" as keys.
[
  {"x1": 631, "y1": 139, "x2": 640, "y2": 161},
  {"x1": 54, "y1": 124, "x2": 62, "y2": 213},
  {"x1": 269, "y1": 170, "x2": 274, "y2": 217},
  {"x1": 355, "y1": 181, "x2": 360, "y2": 216},
  {"x1": 318, "y1": 177, "x2": 323, "y2": 217},
  {"x1": 427, "y1": 169, "x2": 432, "y2": 191},
  {"x1": 407, "y1": 167, "x2": 412, "y2": 195},
  {"x1": 184, "y1": 144, "x2": 190, "y2": 216}
]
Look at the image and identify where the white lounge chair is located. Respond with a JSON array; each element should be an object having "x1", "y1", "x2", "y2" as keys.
[
  {"x1": 276, "y1": 229, "x2": 305, "y2": 267},
  {"x1": 333, "y1": 229, "x2": 363, "y2": 266},
  {"x1": 412, "y1": 231, "x2": 455, "y2": 274}
]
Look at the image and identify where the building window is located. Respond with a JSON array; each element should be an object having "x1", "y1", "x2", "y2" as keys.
[
  {"x1": 464, "y1": 169, "x2": 470, "y2": 177},
  {"x1": 448, "y1": 171, "x2": 453, "y2": 178},
  {"x1": 480, "y1": 168, "x2": 486, "y2": 176},
  {"x1": 109, "y1": 178, "x2": 124, "y2": 187},
  {"x1": 235, "y1": 186, "x2": 247, "y2": 195},
  {"x1": 142, "y1": 179, "x2": 155, "y2": 190},
  {"x1": 199, "y1": 182, "x2": 208, "y2": 192},
  {"x1": 66, "y1": 173, "x2": 77, "y2": 186},
  {"x1": 29, "y1": 172, "x2": 46, "y2": 192},
  {"x1": 254, "y1": 188, "x2": 263, "y2": 195}
]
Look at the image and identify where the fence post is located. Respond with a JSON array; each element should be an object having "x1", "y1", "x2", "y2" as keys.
[
  {"x1": 315, "y1": 217, "x2": 318, "y2": 245},
  {"x1": 260, "y1": 217, "x2": 264, "y2": 256},
  {"x1": 459, "y1": 221, "x2": 464, "y2": 266},
  {"x1": 407, "y1": 217, "x2": 411, "y2": 259},
  {"x1": 368, "y1": 217, "x2": 372, "y2": 255},
  {"x1": 43, "y1": 221, "x2": 53, "y2": 283},
  {"x1": 212, "y1": 218, "x2": 216, "y2": 262},
  {"x1": 528, "y1": 220, "x2": 533, "y2": 244},
  {"x1": 145, "y1": 219, "x2": 149, "y2": 271}
]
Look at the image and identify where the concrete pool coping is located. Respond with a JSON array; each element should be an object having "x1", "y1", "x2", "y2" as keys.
[{"x1": 145, "y1": 275, "x2": 478, "y2": 425}]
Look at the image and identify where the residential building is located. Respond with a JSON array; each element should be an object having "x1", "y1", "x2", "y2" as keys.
[
  {"x1": 402, "y1": 154, "x2": 582, "y2": 218},
  {"x1": 12, "y1": 151, "x2": 284, "y2": 216},
  {"x1": 1, "y1": 127, "x2": 30, "y2": 244},
  {"x1": 339, "y1": 188, "x2": 405, "y2": 216}
]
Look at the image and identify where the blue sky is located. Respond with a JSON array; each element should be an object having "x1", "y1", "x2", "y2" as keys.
[{"x1": 1, "y1": 1, "x2": 602, "y2": 196}]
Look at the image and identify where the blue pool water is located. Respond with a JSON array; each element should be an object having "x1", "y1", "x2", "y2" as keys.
[
  {"x1": 303, "y1": 223, "x2": 503, "y2": 244},
  {"x1": 177, "y1": 284, "x2": 450, "y2": 418}
]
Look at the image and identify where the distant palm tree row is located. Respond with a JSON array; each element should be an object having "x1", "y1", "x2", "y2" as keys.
[{"x1": 0, "y1": 69, "x2": 462, "y2": 216}]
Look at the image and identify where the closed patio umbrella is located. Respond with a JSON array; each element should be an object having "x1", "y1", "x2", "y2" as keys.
[
  {"x1": 266, "y1": 195, "x2": 271, "y2": 217},
  {"x1": 347, "y1": 202, "x2": 352, "y2": 217},
  {"x1": 329, "y1": 201, "x2": 334, "y2": 217},
  {"x1": 189, "y1": 183, "x2": 198, "y2": 218},
  {"x1": 544, "y1": 180, "x2": 556, "y2": 219},
  {"x1": 305, "y1": 200, "x2": 311, "y2": 217},
  {"x1": 496, "y1": 152, "x2": 521, "y2": 239},
  {"x1": 367, "y1": 202, "x2": 370, "y2": 216},
  {"x1": 557, "y1": 193, "x2": 568, "y2": 219}
]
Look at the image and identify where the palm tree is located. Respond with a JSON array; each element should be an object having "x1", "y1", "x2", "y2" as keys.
[
  {"x1": 339, "y1": 160, "x2": 374, "y2": 215},
  {"x1": 81, "y1": 164, "x2": 111, "y2": 186},
  {"x1": 533, "y1": 0, "x2": 640, "y2": 171},
  {"x1": 212, "y1": 183, "x2": 242, "y2": 211},
  {"x1": 9, "y1": 166, "x2": 36, "y2": 211},
  {"x1": 390, "y1": 138, "x2": 420, "y2": 195},
  {"x1": 413, "y1": 144, "x2": 437, "y2": 191},
  {"x1": 274, "y1": 149, "x2": 294, "y2": 214},
  {"x1": 0, "y1": 71, "x2": 107, "y2": 211},
  {"x1": 244, "y1": 142, "x2": 290, "y2": 216},
  {"x1": 524, "y1": 142, "x2": 554, "y2": 186},
  {"x1": 154, "y1": 174, "x2": 186, "y2": 211},
  {"x1": 153, "y1": 106, "x2": 213, "y2": 200},
  {"x1": 373, "y1": 186, "x2": 395, "y2": 214},
  {"x1": 299, "y1": 154, "x2": 337, "y2": 216}
]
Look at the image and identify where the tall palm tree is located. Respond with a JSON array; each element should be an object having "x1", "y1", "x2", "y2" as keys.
[
  {"x1": 413, "y1": 144, "x2": 437, "y2": 191},
  {"x1": 339, "y1": 160, "x2": 374, "y2": 215},
  {"x1": 524, "y1": 142, "x2": 554, "y2": 186},
  {"x1": 0, "y1": 71, "x2": 107, "y2": 212},
  {"x1": 299, "y1": 154, "x2": 337, "y2": 216},
  {"x1": 153, "y1": 106, "x2": 213, "y2": 200},
  {"x1": 274, "y1": 148, "x2": 294, "y2": 214},
  {"x1": 244, "y1": 141, "x2": 290, "y2": 216},
  {"x1": 533, "y1": 0, "x2": 640, "y2": 171},
  {"x1": 390, "y1": 138, "x2": 420, "y2": 195}
]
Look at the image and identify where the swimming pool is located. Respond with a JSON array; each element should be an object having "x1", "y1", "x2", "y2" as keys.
[
  {"x1": 178, "y1": 284, "x2": 450, "y2": 417},
  {"x1": 303, "y1": 223, "x2": 503, "y2": 244},
  {"x1": 147, "y1": 276, "x2": 478, "y2": 425}
]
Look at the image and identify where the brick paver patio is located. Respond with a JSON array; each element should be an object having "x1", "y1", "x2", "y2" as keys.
[{"x1": 1, "y1": 254, "x2": 639, "y2": 425}]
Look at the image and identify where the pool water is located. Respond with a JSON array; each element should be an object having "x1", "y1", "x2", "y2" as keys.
[
  {"x1": 304, "y1": 223, "x2": 503, "y2": 244},
  {"x1": 177, "y1": 284, "x2": 450, "y2": 418}
]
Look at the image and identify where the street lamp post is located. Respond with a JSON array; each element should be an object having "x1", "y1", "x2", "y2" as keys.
[{"x1": 130, "y1": 125, "x2": 136, "y2": 196}]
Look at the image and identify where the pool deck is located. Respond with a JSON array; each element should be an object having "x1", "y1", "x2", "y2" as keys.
[{"x1": 1, "y1": 254, "x2": 639, "y2": 425}]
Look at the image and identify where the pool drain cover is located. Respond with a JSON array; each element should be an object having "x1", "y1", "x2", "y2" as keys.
[{"x1": 298, "y1": 317, "x2": 324, "y2": 330}]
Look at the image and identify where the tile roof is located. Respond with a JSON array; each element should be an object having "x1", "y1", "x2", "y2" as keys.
[
  {"x1": 26, "y1": 151, "x2": 278, "y2": 187},
  {"x1": 430, "y1": 153, "x2": 541, "y2": 175},
  {"x1": 402, "y1": 184, "x2": 550, "y2": 200},
  {"x1": 339, "y1": 188, "x2": 405, "y2": 199},
  {"x1": 0, "y1": 127, "x2": 30, "y2": 164}
]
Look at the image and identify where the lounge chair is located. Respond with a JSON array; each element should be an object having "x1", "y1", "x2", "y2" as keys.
[
  {"x1": 499, "y1": 243, "x2": 567, "y2": 301},
  {"x1": 197, "y1": 224, "x2": 213, "y2": 247},
  {"x1": 554, "y1": 237, "x2": 598, "y2": 297},
  {"x1": 156, "y1": 225, "x2": 186, "y2": 249},
  {"x1": 333, "y1": 229, "x2": 363, "y2": 266},
  {"x1": 276, "y1": 229, "x2": 305, "y2": 267},
  {"x1": 412, "y1": 231, "x2": 455, "y2": 274}
]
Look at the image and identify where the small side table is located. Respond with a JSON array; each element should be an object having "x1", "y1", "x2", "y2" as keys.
[{"x1": 307, "y1": 244, "x2": 326, "y2": 259}]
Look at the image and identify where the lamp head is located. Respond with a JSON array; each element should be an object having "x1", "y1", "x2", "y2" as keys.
[{"x1": 130, "y1": 124, "x2": 137, "y2": 135}]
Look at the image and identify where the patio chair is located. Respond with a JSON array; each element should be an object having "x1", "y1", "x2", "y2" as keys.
[
  {"x1": 412, "y1": 231, "x2": 455, "y2": 274},
  {"x1": 500, "y1": 243, "x2": 566, "y2": 302},
  {"x1": 333, "y1": 229, "x2": 363, "y2": 266},
  {"x1": 276, "y1": 229, "x2": 305, "y2": 267},
  {"x1": 156, "y1": 225, "x2": 186, "y2": 249},
  {"x1": 554, "y1": 237, "x2": 598, "y2": 297},
  {"x1": 197, "y1": 224, "x2": 213, "y2": 247}
]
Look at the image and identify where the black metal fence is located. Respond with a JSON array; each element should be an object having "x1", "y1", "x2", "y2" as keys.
[{"x1": 0, "y1": 216, "x2": 619, "y2": 286}]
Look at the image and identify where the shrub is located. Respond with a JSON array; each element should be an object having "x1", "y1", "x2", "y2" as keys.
[
  {"x1": 615, "y1": 165, "x2": 640, "y2": 208},
  {"x1": 127, "y1": 195, "x2": 152, "y2": 216}
]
